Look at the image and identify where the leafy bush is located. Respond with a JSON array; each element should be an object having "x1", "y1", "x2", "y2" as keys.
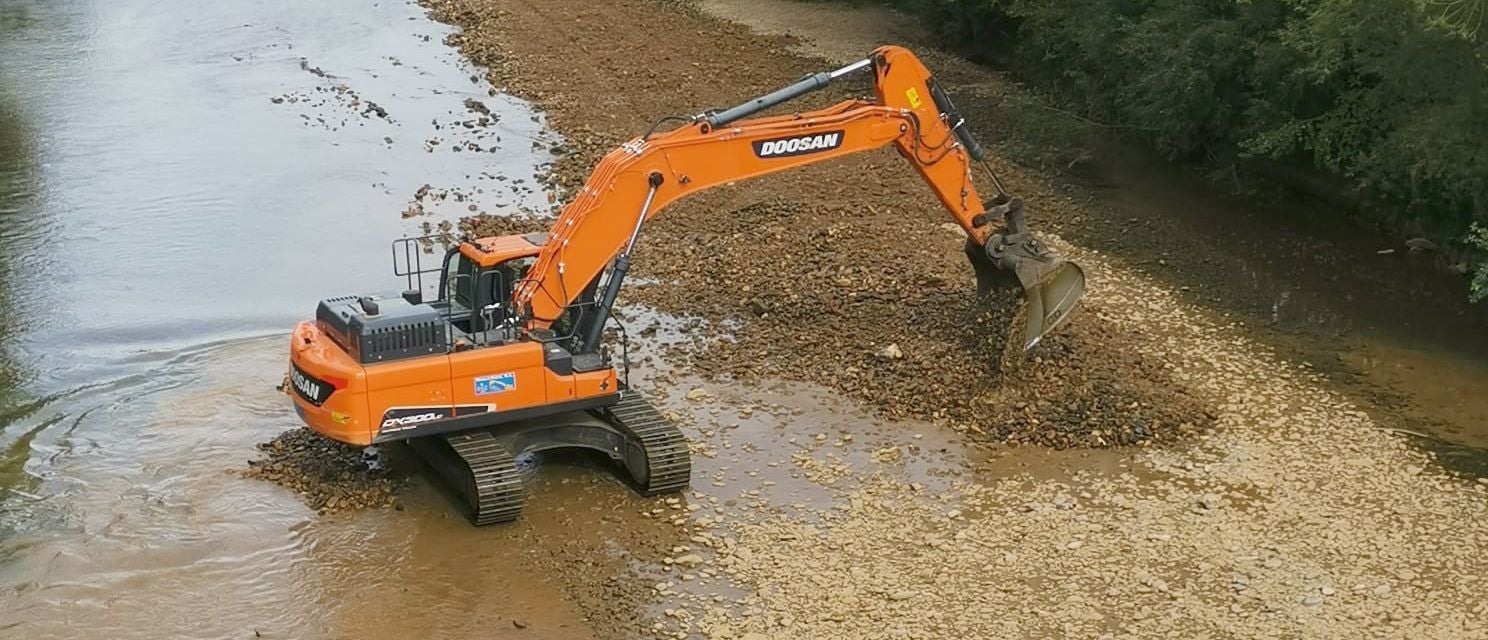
[
  {"x1": 889, "y1": 0, "x2": 1488, "y2": 290},
  {"x1": 1472, "y1": 224, "x2": 1488, "y2": 300}
]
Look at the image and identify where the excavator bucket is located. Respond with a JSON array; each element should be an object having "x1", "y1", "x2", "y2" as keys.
[
  {"x1": 1012, "y1": 257, "x2": 1085, "y2": 349},
  {"x1": 966, "y1": 233, "x2": 1086, "y2": 353}
]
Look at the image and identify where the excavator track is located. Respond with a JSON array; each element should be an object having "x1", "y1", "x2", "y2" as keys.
[
  {"x1": 406, "y1": 392, "x2": 689, "y2": 525},
  {"x1": 602, "y1": 391, "x2": 691, "y2": 496},
  {"x1": 407, "y1": 430, "x2": 526, "y2": 526}
]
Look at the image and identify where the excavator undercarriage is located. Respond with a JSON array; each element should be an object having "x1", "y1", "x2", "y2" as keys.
[
  {"x1": 285, "y1": 45, "x2": 1084, "y2": 525},
  {"x1": 406, "y1": 391, "x2": 688, "y2": 525}
]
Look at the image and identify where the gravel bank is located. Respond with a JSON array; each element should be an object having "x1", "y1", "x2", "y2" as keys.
[
  {"x1": 256, "y1": 0, "x2": 1488, "y2": 637},
  {"x1": 671, "y1": 253, "x2": 1488, "y2": 639},
  {"x1": 435, "y1": 0, "x2": 1215, "y2": 450}
]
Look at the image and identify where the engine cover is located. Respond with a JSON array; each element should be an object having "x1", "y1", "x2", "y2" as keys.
[{"x1": 316, "y1": 294, "x2": 447, "y2": 364}]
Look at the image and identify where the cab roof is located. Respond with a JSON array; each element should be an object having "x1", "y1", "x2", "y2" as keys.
[{"x1": 460, "y1": 232, "x2": 548, "y2": 267}]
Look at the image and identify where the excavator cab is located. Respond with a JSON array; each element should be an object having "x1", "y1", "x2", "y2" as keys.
[
  {"x1": 427, "y1": 235, "x2": 604, "y2": 352},
  {"x1": 434, "y1": 243, "x2": 530, "y2": 337}
]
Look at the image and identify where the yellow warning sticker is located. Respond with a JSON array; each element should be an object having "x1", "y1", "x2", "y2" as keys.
[{"x1": 905, "y1": 87, "x2": 923, "y2": 109}]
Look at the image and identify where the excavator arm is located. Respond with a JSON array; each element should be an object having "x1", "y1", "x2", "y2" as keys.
[{"x1": 513, "y1": 46, "x2": 1084, "y2": 353}]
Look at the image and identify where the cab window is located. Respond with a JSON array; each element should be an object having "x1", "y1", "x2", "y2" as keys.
[
  {"x1": 490, "y1": 257, "x2": 536, "y2": 309},
  {"x1": 445, "y1": 253, "x2": 477, "y2": 310}
]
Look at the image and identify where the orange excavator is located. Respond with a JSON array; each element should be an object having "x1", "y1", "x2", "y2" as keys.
[{"x1": 286, "y1": 46, "x2": 1084, "y2": 524}]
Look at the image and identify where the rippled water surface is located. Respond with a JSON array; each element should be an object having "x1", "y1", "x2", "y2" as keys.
[{"x1": 0, "y1": 1, "x2": 638, "y2": 637}]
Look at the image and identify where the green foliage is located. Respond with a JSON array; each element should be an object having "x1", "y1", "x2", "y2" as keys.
[
  {"x1": 889, "y1": 0, "x2": 1488, "y2": 292},
  {"x1": 908, "y1": 0, "x2": 1019, "y2": 46},
  {"x1": 1471, "y1": 223, "x2": 1488, "y2": 301},
  {"x1": 1245, "y1": 0, "x2": 1488, "y2": 231},
  {"x1": 1427, "y1": 0, "x2": 1488, "y2": 41}
]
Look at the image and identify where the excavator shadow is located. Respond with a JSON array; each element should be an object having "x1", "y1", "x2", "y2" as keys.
[{"x1": 405, "y1": 392, "x2": 692, "y2": 526}]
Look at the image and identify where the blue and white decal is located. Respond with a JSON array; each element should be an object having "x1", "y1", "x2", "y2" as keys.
[{"x1": 474, "y1": 372, "x2": 517, "y2": 395}]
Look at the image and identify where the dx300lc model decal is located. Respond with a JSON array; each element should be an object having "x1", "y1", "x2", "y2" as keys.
[
  {"x1": 378, "y1": 405, "x2": 492, "y2": 434},
  {"x1": 752, "y1": 130, "x2": 844, "y2": 158}
]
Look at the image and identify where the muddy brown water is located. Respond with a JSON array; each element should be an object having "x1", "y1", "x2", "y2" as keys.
[
  {"x1": 0, "y1": 1, "x2": 633, "y2": 637},
  {"x1": 0, "y1": 4, "x2": 1010, "y2": 636}
]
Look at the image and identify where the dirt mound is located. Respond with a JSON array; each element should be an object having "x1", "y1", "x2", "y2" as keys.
[
  {"x1": 624, "y1": 196, "x2": 1208, "y2": 448},
  {"x1": 242, "y1": 428, "x2": 404, "y2": 513},
  {"x1": 462, "y1": 198, "x2": 1210, "y2": 447},
  {"x1": 424, "y1": 0, "x2": 1214, "y2": 449}
]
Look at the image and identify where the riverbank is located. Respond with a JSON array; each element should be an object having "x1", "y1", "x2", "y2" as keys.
[{"x1": 421, "y1": 0, "x2": 1488, "y2": 637}]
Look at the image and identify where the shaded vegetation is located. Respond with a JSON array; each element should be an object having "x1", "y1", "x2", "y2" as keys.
[{"x1": 896, "y1": 0, "x2": 1488, "y2": 296}]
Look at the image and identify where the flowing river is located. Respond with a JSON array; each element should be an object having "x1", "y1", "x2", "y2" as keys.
[{"x1": 0, "y1": 1, "x2": 645, "y2": 637}]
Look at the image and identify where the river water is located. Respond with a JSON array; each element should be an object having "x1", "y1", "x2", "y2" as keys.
[{"x1": 0, "y1": 1, "x2": 640, "y2": 637}]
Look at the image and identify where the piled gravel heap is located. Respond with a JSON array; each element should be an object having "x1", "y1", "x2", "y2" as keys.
[
  {"x1": 461, "y1": 196, "x2": 1210, "y2": 452},
  {"x1": 433, "y1": 0, "x2": 1216, "y2": 449},
  {"x1": 242, "y1": 428, "x2": 403, "y2": 514},
  {"x1": 623, "y1": 198, "x2": 1208, "y2": 448},
  {"x1": 669, "y1": 254, "x2": 1488, "y2": 640},
  {"x1": 457, "y1": 211, "x2": 551, "y2": 238}
]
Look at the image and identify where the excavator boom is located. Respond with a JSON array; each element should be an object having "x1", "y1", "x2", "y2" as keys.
[{"x1": 514, "y1": 46, "x2": 1083, "y2": 353}]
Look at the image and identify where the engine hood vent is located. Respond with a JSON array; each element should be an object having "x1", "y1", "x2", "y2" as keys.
[{"x1": 315, "y1": 294, "x2": 448, "y2": 364}]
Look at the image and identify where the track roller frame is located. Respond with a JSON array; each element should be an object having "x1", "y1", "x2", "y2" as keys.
[{"x1": 407, "y1": 390, "x2": 691, "y2": 525}]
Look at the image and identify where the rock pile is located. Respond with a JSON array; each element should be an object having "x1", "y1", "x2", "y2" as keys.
[
  {"x1": 242, "y1": 428, "x2": 403, "y2": 514},
  {"x1": 458, "y1": 211, "x2": 551, "y2": 238},
  {"x1": 444, "y1": 77, "x2": 1216, "y2": 449}
]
